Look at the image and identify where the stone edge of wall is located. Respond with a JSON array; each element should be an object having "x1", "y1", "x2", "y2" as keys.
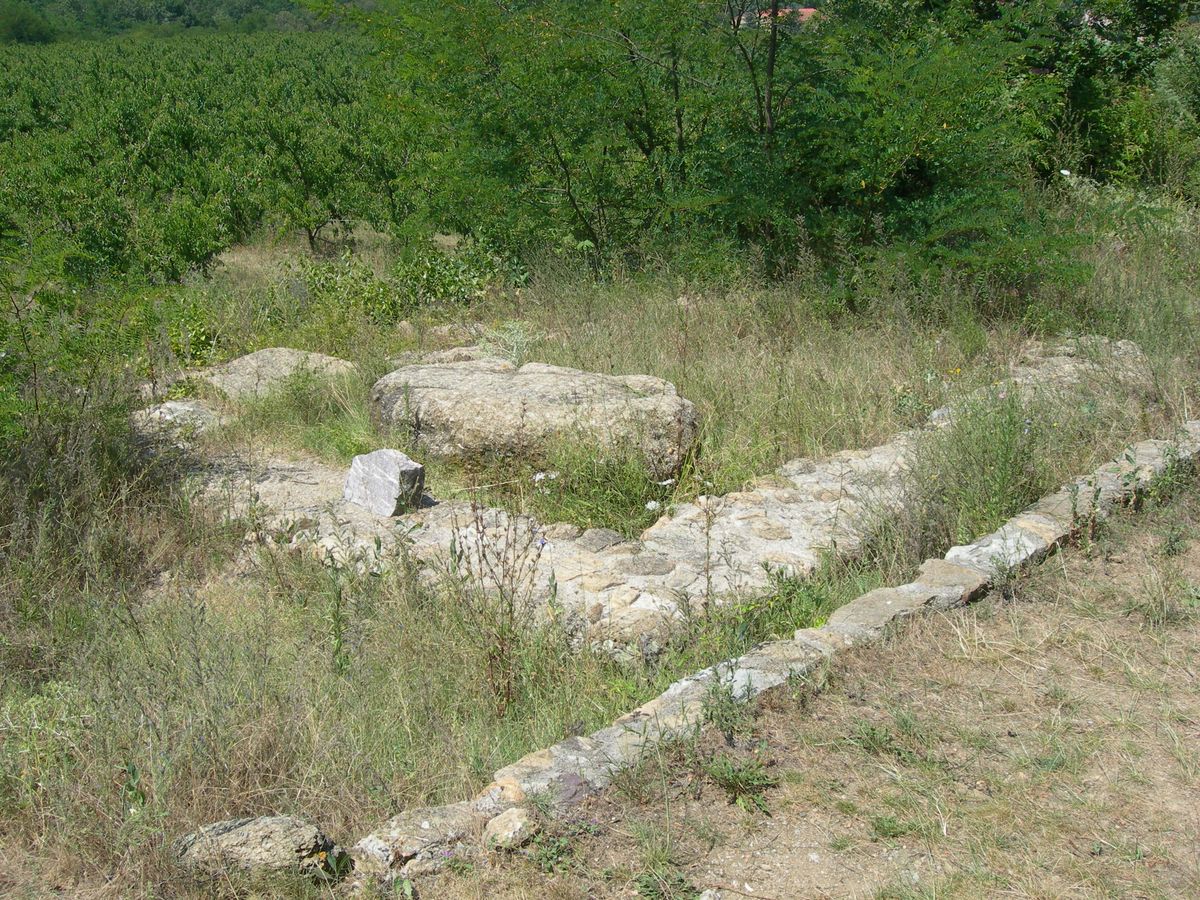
[{"x1": 337, "y1": 421, "x2": 1200, "y2": 886}]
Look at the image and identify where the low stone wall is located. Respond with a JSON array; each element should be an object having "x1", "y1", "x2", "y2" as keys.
[
  {"x1": 191, "y1": 336, "x2": 1154, "y2": 650},
  {"x1": 344, "y1": 421, "x2": 1200, "y2": 885}
]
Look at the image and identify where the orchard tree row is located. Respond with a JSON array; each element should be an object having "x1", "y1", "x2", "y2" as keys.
[
  {"x1": 0, "y1": 0, "x2": 311, "y2": 43},
  {"x1": 0, "y1": 30, "x2": 413, "y2": 283},
  {"x1": 3, "y1": 1, "x2": 1200, "y2": 293}
]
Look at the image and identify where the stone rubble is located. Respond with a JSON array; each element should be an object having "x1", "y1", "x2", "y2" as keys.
[
  {"x1": 481, "y1": 807, "x2": 538, "y2": 850},
  {"x1": 195, "y1": 347, "x2": 356, "y2": 401},
  {"x1": 346, "y1": 418, "x2": 1200, "y2": 885},
  {"x1": 158, "y1": 336, "x2": 1186, "y2": 887},
  {"x1": 132, "y1": 399, "x2": 222, "y2": 444}
]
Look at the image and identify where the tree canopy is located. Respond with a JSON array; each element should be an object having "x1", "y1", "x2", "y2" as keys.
[{"x1": 0, "y1": 0, "x2": 310, "y2": 42}]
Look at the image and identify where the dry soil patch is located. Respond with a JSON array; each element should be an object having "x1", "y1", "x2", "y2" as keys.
[{"x1": 431, "y1": 490, "x2": 1200, "y2": 898}]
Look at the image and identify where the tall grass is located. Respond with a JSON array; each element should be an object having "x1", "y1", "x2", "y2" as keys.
[
  {"x1": 0, "y1": 403, "x2": 683, "y2": 894},
  {"x1": 872, "y1": 382, "x2": 1161, "y2": 576},
  {"x1": 494, "y1": 275, "x2": 1020, "y2": 493},
  {"x1": 3, "y1": 189, "x2": 1200, "y2": 895}
]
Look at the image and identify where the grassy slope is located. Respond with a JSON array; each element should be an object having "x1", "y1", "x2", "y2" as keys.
[
  {"x1": 2, "y1": 188, "x2": 1200, "y2": 895},
  {"x1": 431, "y1": 484, "x2": 1200, "y2": 899}
]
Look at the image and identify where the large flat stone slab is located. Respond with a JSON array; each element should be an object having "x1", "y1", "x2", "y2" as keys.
[
  {"x1": 196, "y1": 348, "x2": 355, "y2": 401},
  {"x1": 370, "y1": 357, "x2": 698, "y2": 479}
]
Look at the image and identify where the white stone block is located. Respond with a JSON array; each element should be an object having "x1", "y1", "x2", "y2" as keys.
[{"x1": 344, "y1": 449, "x2": 425, "y2": 517}]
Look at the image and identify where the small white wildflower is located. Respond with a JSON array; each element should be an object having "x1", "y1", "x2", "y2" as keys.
[{"x1": 644, "y1": 500, "x2": 662, "y2": 512}]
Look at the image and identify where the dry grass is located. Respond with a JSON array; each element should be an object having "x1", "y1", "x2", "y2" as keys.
[
  {"x1": 0, "y1": 527, "x2": 674, "y2": 898},
  {"x1": 4, "y1": 195, "x2": 1200, "y2": 898},
  {"x1": 493, "y1": 279, "x2": 1022, "y2": 491},
  {"x1": 432, "y1": 487, "x2": 1200, "y2": 898}
]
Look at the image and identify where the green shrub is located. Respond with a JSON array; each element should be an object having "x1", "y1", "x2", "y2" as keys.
[
  {"x1": 391, "y1": 239, "x2": 526, "y2": 307},
  {"x1": 0, "y1": 2, "x2": 55, "y2": 44},
  {"x1": 300, "y1": 252, "x2": 409, "y2": 324}
]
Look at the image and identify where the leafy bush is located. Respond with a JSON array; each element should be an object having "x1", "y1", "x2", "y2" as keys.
[
  {"x1": 292, "y1": 241, "x2": 525, "y2": 325},
  {"x1": 391, "y1": 239, "x2": 527, "y2": 307},
  {"x1": 300, "y1": 252, "x2": 408, "y2": 324}
]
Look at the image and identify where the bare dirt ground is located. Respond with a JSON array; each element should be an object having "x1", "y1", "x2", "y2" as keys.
[{"x1": 434, "y1": 488, "x2": 1200, "y2": 899}]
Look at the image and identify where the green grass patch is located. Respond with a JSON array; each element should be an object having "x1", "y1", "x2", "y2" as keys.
[{"x1": 212, "y1": 369, "x2": 379, "y2": 464}]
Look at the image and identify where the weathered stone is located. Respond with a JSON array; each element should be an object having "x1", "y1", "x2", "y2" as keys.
[
  {"x1": 826, "y1": 586, "x2": 934, "y2": 639},
  {"x1": 370, "y1": 358, "x2": 699, "y2": 479},
  {"x1": 351, "y1": 802, "x2": 480, "y2": 879},
  {"x1": 420, "y1": 345, "x2": 486, "y2": 364},
  {"x1": 482, "y1": 807, "x2": 539, "y2": 849},
  {"x1": 1026, "y1": 487, "x2": 1083, "y2": 526},
  {"x1": 428, "y1": 322, "x2": 481, "y2": 344},
  {"x1": 751, "y1": 520, "x2": 793, "y2": 541},
  {"x1": 132, "y1": 399, "x2": 221, "y2": 443},
  {"x1": 541, "y1": 522, "x2": 583, "y2": 542},
  {"x1": 344, "y1": 449, "x2": 425, "y2": 517},
  {"x1": 173, "y1": 815, "x2": 345, "y2": 876},
  {"x1": 792, "y1": 626, "x2": 847, "y2": 654},
  {"x1": 196, "y1": 348, "x2": 355, "y2": 401},
  {"x1": 575, "y1": 527, "x2": 626, "y2": 553},
  {"x1": 621, "y1": 553, "x2": 676, "y2": 576},
  {"x1": 912, "y1": 558, "x2": 990, "y2": 609},
  {"x1": 1009, "y1": 511, "x2": 1072, "y2": 548},
  {"x1": 726, "y1": 640, "x2": 827, "y2": 693},
  {"x1": 945, "y1": 523, "x2": 1050, "y2": 574},
  {"x1": 1010, "y1": 336, "x2": 1153, "y2": 393}
]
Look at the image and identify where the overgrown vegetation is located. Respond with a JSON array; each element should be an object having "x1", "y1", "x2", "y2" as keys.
[{"x1": 3, "y1": 1, "x2": 1200, "y2": 895}]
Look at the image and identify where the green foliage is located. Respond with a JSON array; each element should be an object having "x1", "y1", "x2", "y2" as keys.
[
  {"x1": 334, "y1": 0, "x2": 1134, "y2": 288},
  {"x1": 1, "y1": 0, "x2": 310, "y2": 41},
  {"x1": 520, "y1": 444, "x2": 675, "y2": 538},
  {"x1": 225, "y1": 368, "x2": 377, "y2": 462},
  {"x1": 631, "y1": 867, "x2": 700, "y2": 900},
  {"x1": 0, "y1": 682, "x2": 90, "y2": 811},
  {"x1": 3, "y1": 3, "x2": 1198, "y2": 301},
  {"x1": 450, "y1": 439, "x2": 677, "y2": 539},
  {"x1": 702, "y1": 677, "x2": 754, "y2": 745},
  {"x1": 292, "y1": 242, "x2": 524, "y2": 327},
  {"x1": 871, "y1": 814, "x2": 915, "y2": 839},
  {"x1": 0, "y1": 31, "x2": 406, "y2": 284},
  {"x1": 300, "y1": 253, "x2": 408, "y2": 325},
  {"x1": 881, "y1": 389, "x2": 1081, "y2": 561},
  {"x1": 392, "y1": 240, "x2": 527, "y2": 307},
  {"x1": 0, "y1": 2, "x2": 55, "y2": 43}
]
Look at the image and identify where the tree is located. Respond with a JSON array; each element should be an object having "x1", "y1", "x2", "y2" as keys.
[{"x1": 0, "y1": 1, "x2": 57, "y2": 43}]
